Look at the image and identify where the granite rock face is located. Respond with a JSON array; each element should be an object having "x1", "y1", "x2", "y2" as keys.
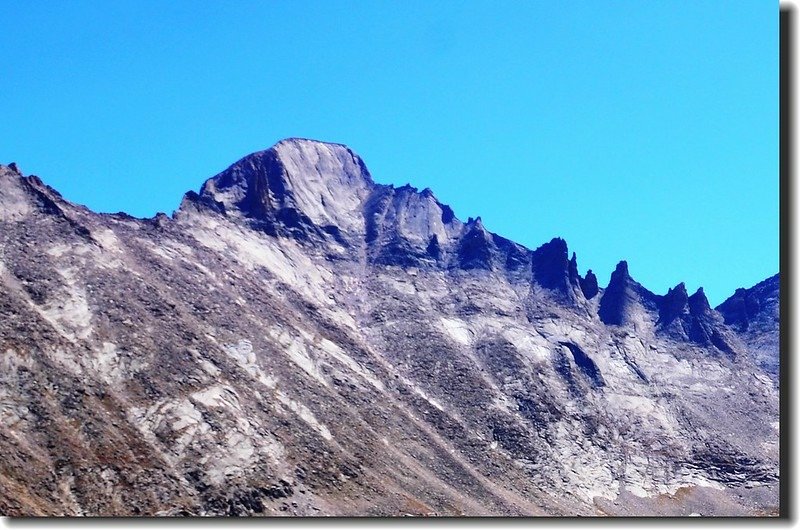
[{"x1": 0, "y1": 139, "x2": 780, "y2": 516}]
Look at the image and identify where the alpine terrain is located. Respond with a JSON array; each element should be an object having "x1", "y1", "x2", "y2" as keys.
[{"x1": 0, "y1": 139, "x2": 780, "y2": 516}]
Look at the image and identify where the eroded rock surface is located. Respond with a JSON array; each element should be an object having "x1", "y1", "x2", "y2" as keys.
[{"x1": 0, "y1": 140, "x2": 779, "y2": 516}]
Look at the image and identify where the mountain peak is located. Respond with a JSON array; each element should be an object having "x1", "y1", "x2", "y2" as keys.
[
  {"x1": 0, "y1": 141, "x2": 780, "y2": 516},
  {"x1": 182, "y1": 138, "x2": 374, "y2": 237},
  {"x1": 657, "y1": 282, "x2": 690, "y2": 326},
  {"x1": 688, "y1": 287, "x2": 711, "y2": 313},
  {"x1": 716, "y1": 274, "x2": 780, "y2": 332},
  {"x1": 613, "y1": 260, "x2": 629, "y2": 276},
  {"x1": 530, "y1": 237, "x2": 584, "y2": 300},
  {"x1": 598, "y1": 260, "x2": 658, "y2": 325},
  {"x1": 272, "y1": 138, "x2": 373, "y2": 181},
  {"x1": 716, "y1": 274, "x2": 779, "y2": 378},
  {"x1": 0, "y1": 163, "x2": 70, "y2": 223}
]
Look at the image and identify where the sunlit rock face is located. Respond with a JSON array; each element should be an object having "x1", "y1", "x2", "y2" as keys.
[{"x1": 0, "y1": 140, "x2": 779, "y2": 516}]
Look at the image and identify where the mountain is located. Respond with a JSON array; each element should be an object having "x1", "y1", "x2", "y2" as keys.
[
  {"x1": 0, "y1": 139, "x2": 780, "y2": 516},
  {"x1": 716, "y1": 275, "x2": 780, "y2": 382}
]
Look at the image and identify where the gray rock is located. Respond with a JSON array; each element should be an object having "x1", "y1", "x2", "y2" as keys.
[{"x1": 0, "y1": 140, "x2": 779, "y2": 516}]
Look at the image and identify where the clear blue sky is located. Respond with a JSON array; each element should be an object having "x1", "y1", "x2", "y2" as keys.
[{"x1": 1, "y1": 1, "x2": 777, "y2": 305}]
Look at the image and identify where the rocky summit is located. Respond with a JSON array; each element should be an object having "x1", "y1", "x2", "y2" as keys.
[{"x1": 0, "y1": 139, "x2": 780, "y2": 516}]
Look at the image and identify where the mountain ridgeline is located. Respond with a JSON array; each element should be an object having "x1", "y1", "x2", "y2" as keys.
[{"x1": 0, "y1": 139, "x2": 779, "y2": 516}]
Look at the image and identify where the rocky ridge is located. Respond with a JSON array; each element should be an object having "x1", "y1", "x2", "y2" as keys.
[
  {"x1": 0, "y1": 139, "x2": 780, "y2": 516},
  {"x1": 716, "y1": 274, "x2": 780, "y2": 382}
]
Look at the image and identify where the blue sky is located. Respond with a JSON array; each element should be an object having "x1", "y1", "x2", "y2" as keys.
[{"x1": 1, "y1": 1, "x2": 777, "y2": 305}]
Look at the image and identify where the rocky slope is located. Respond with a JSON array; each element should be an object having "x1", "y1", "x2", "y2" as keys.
[{"x1": 0, "y1": 139, "x2": 780, "y2": 516}]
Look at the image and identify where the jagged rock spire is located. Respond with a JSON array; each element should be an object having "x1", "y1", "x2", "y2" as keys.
[
  {"x1": 531, "y1": 237, "x2": 567, "y2": 289},
  {"x1": 688, "y1": 287, "x2": 712, "y2": 314},
  {"x1": 598, "y1": 261, "x2": 660, "y2": 325},
  {"x1": 579, "y1": 269, "x2": 599, "y2": 300},
  {"x1": 457, "y1": 217, "x2": 494, "y2": 270},
  {"x1": 568, "y1": 252, "x2": 580, "y2": 285},
  {"x1": 598, "y1": 261, "x2": 630, "y2": 325},
  {"x1": 658, "y1": 282, "x2": 689, "y2": 326},
  {"x1": 532, "y1": 238, "x2": 574, "y2": 290}
]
